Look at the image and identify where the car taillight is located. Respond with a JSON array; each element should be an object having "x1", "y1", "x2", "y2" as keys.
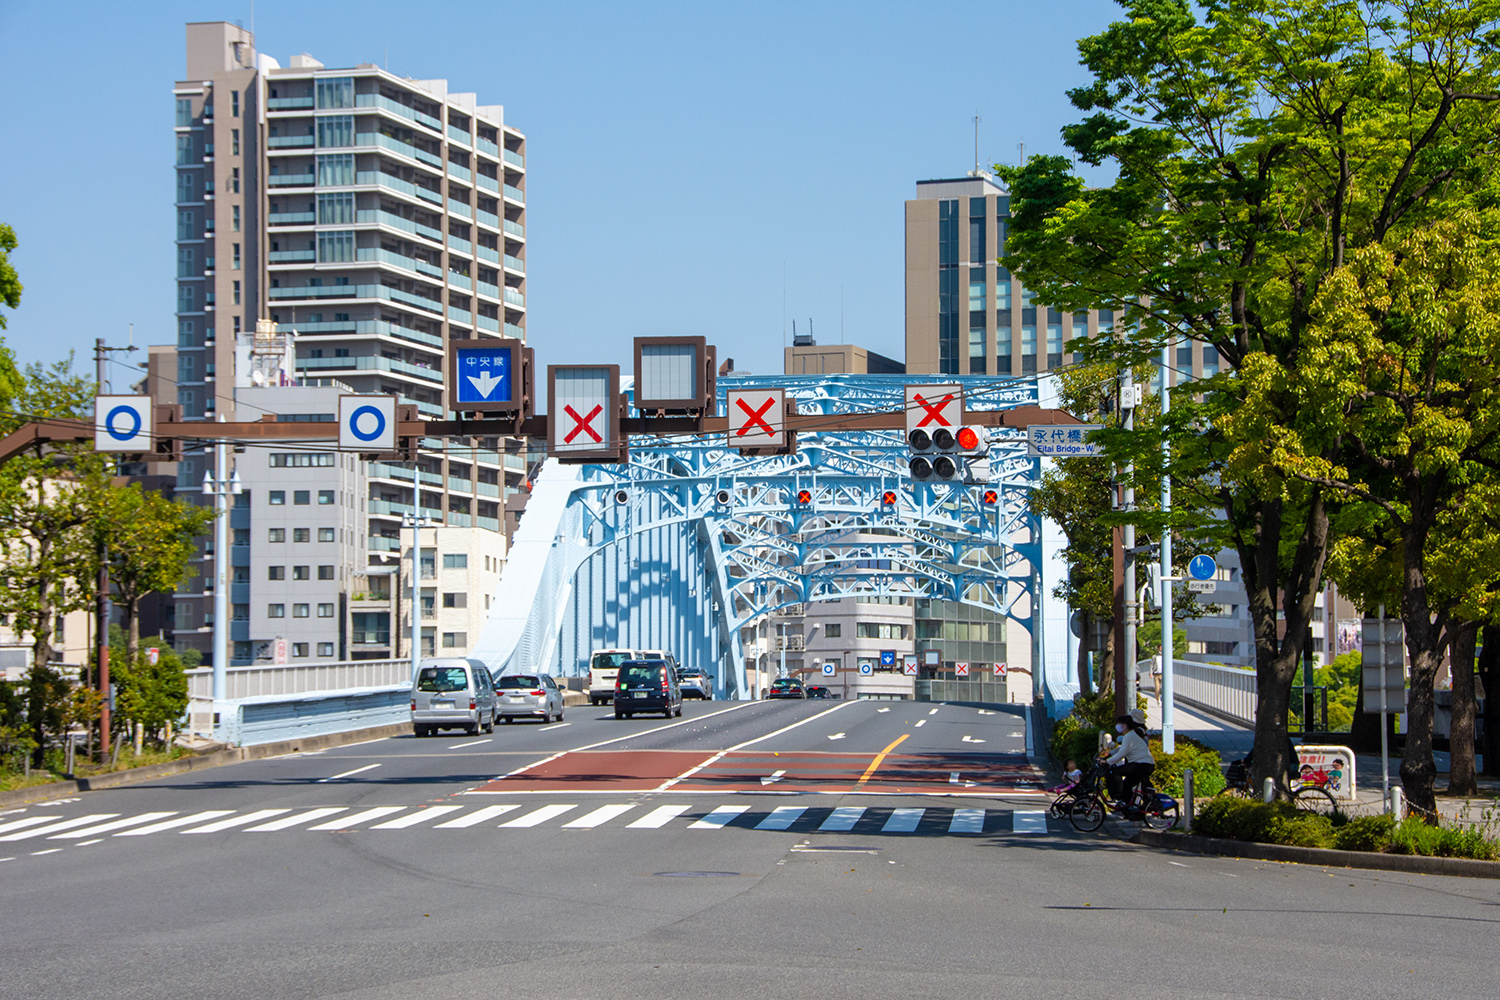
[
  {"x1": 529, "y1": 689, "x2": 545, "y2": 696},
  {"x1": 410, "y1": 700, "x2": 416, "y2": 711},
  {"x1": 469, "y1": 699, "x2": 477, "y2": 711}
]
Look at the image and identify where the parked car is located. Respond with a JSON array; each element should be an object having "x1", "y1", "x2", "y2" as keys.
[
  {"x1": 768, "y1": 677, "x2": 806, "y2": 700},
  {"x1": 411, "y1": 658, "x2": 497, "y2": 736},
  {"x1": 677, "y1": 668, "x2": 713, "y2": 700},
  {"x1": 806, "y1": 685, "x2": 833, "y2": 699},
  {"x1": 495, "y1": 673, "x2": 566, "y2": 724},
  {"x1": 614, "y1": 659, "x2": 682, "y2": 719},
  {"x1": 588, "y1": 649, "x2": 640, "y2": 706}
]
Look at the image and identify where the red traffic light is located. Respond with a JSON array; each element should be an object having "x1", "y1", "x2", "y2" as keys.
[
  {"x1": 881, "y1": 490, "x2": 898, "y2": 505},
  {"x1": 982, "y1": 488, "x2": 998, "y2": 505},
  {"x1": 796, "y1": 489, "x2": 812, "y2": 504},
  {"x1": 956, "y1": 426, "x2": 980, "y2": 451}
]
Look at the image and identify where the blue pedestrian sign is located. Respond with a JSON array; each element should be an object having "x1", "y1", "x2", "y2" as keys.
[
  {"x1": 338, "y1": 395, "x2": 396, "y2": 452},
  {"x1": 455, "y1": 345, "x2": 513, "y2": 405},
  {"x1": 879, "y1": 650, "x2": 896, "y2": 668},
  {"x1": 1188, "y1": 554, "x2": 1217, "y2": 582}
]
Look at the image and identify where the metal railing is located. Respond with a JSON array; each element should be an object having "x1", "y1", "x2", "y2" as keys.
[
  {"x1": 1173, "y1": 659, "x2": 1257, "y2": 728},
  {"x1": 187, "y1": 658, "x2": 408, "y2": 701}
]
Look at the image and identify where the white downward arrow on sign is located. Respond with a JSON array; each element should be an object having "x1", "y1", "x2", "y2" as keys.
[
  {"x1": 827, "y1": 733, "x2": 846, "y2": 741},
  {"x1": 761, "y1": 770, "x2": 786, "y2": 786},
  {"x1": 467, "y1": 371, "x2": 504, "y2": 398},
  {"x1": 961, "y1": 735, "x2": 986, "y2": 744}
]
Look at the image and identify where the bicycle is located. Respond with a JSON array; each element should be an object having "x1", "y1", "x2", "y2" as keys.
[
  {"x1": 1216, "y1": 757, "x2": 1338, "y2": 814},
  {"x1": 1068, "y1": 763, "x2": 1179, "y2": 833}
]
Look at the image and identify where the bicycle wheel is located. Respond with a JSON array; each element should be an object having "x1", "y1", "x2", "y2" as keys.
[
  {"x1": 1143, "y1": 797, "x2": 1179, "y2": 831},
  {"x1": 1070, "y1": 795, "x2": 1105, "y2": 832},
  {"x1": 1292, "y1": 785, "x2": 1337, "y2": 814}
]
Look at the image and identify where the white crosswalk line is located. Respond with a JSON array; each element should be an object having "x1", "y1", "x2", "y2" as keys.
[
  {"x1": 434, "y1": 805, "x2": 520, "y2": 828},
  {"x1": 183, "y1": 810, "x2": 291, "y2": 834},
  {"x1": 881, "y1": 808, "x2": 925, "y2": 833},
  {"x1": 370, "y1": 806, "x2": 463, "y2": 829},
  {"x1": 627, "y1": 805, "x2": 690, "y2": 829},
  {"x1": 755, "y1": 806, "x2": 807, "y2": 831},
  {"x1": 818, "y1": 806, "x2": 866, "y2": 831},
  {"x1": 500, "y1": 804, "x2": 577, "y2": 828},
  {"x1": 562, "y1": 804, "x2": 635, "y2": 829},
  {"x1": 1012, "y1": 810, "x2": 1048, "y2": 834},
  {"x1": 0, "y1": 817, "x2": 59, "y2": 836},
  {"x1": 248, "y1": 808, "x2": 348, "y2": 832},
  {"x1": 948, "y1": 808, "x2": 986, "y2": 834},
  {"x1": 0, "y1": 815, "x2": 118, "y2": 841},
  {"x1": 118, "y1": 811, "x2": 234, "y2": 836},
  {"x1": 308, "y1": 806, "x2": 407, "y2": 830},
  {"x1": 688, "y1": 805, "x2": 748, "y2": 830},
  {"x1": 51, "y1": 813, "x2": 178, "y2": 839}
]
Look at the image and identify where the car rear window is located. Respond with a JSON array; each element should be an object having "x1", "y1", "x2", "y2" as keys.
[
  {"x1": 591, "y1": 653, "x2": 632, "y2": 670},
  {"x1": 417, "y1": 667, "x2": 469, "y2": 692},
  {"x1": 619, "y1": 663, "x2": 666, "y2": 686},
  {"x1": 498, "y1": 675, "x2": 541, "y2": 689}
]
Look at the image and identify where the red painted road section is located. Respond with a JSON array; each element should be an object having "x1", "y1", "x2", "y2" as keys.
[{"x1": 474, "y1": 750, "x2": 1042, "y2": 795}]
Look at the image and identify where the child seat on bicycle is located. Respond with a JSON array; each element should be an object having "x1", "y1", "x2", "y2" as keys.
[{"x1": 1103, "y1": 707, "x2": 1155, "y2": 807}]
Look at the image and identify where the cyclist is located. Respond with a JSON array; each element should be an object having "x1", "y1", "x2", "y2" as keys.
[{"x1": 1103, "y1": 707, "x2": 1155, "y2": 810}]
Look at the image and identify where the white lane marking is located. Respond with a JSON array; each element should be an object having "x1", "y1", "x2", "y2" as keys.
[
  {"x1": 928, "y1": 708, "x2": 939, "y2": 716},
  {"x1": 308, "y1": 806, "x2": 407, "y2": 830},
  {"x1": 688, "y1": 806, "x2": 749, "y2": 829},
  {"x1": 318, "y1": 763, "x2": 381, "y2": 782},
  {"x1": 371, "y1": 806, "x2": 463, "y2": 829},
  {"x1": 949, "y1": 808, "x2": 986, "y2": 833},
  {"x1": 0, "y1": 817, "x2": 57, "y2": 836},
  {"x1": 882, "y1": 808, "x2": 925, "y2": 833},
  {"x1": 118, "y1": 811, "x2": 234, "y2": 836},
  {"x1": 755, "y1": 806, "x2": 807, "y2": 831},
  {"x1": 183, "y1": 810, "x2": 291, "y2": 834},
  {"x1": 819, "y1": 806, "x2": 866, "y2": 831},
  {"x1": 1168, "y1": 861, "x2": 1190, "y2": 868},
  {"x1": 30, "y1": 848, "x2": 63, "y2": 856},
  {"x1": 435, "y1": 805, "x2": 521, "y2": 828},
  {"x1": 39, "y1": 798, "x2": 80, "y2": 805},
  {"x1": 501, "y1": 804, "x2": 577, "y2": 828},
  {"x1": 961, "y1": 735, "x2": 986, "y2": 744},
  {"x1": 51, "y1": 813, "x2": 178, "y2": 839},
  {"x1": 628, "y1": 805, "x2": 691, "y2": 829},
  {"x1": 537, "y1": 723, "x2": 571, "y2": 731},
  {"x1": 0, "y1": 815, "x2": 119, "y2": 841},
  {"x1": 915, "y1": 720, "x2": 926, "y2": 728},
  {"x1": 1012, "y1": 810, "x2": 1048, "y2": 833},
  {"x1": 1220, "y1": 872, "x2": 1239, "y2": 877},
  {"x1": 726, "y1": 700, "x2": 855, "y2": 751},
  {"x1": 877, "y1": 708, "x2": 891, "y2": 713},
  {"x1": 648, "y1": 700, "x2": 857, "y2": 796},
  {"x1": 1008, "y1": 732, "x2": 1024, "y2": 738},
  {"x1": 949, "y1": 772, "x2": 961, "y2": 784},
  {"x1": 74, "y1": 839, "x2": 102, "y2": 846},
  {"x1": 0, "y1": 857, "x2": 13, "y2": 862},
  {"x1": 827, "y1": 732, "x2": 846, "y2": 740},
  {"x1": 333, "y1": 737, "x2": 391, "y2": 749},
  {"x1": 977, "y1": 710, "x2": 996, "y2": 715},
  {"x1": 562, "y1": 804, "x2": 635, "y2": 829},
  {"x1": 761, "y1": 770, "x2": 786, "y2": 786},
  {"x1": 447, "y1": 739, "x2": 493, "y2": 750},
  {"x1": 248, "y1": 808, "x2": 349, "y2": 832}
]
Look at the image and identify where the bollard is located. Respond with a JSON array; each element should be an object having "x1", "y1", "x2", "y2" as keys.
[
  {"x1": 1263, "y1": 777, "x2": 1275, "y2": 803},
  {"x1": 1183, "y1": 769, "x2": 1194, "y2": 833},
  {"x1": 1390, "y1": 786, "x2": 1404, "y2": 820}
]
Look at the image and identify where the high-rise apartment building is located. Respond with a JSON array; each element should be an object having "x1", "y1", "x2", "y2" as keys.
[{"x1": 171, "y1": 22, "x2": 526, "y2": 666}]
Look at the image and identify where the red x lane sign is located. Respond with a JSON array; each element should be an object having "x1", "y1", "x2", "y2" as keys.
[
  {"x1": 727, "y1": 388, "x2": 786, "y2": 450},
  {"x1": 905, "y1": 384, "x2": 964, "y2": 436},
  {"x1": 548, "y1": 364, "x2": 621, "y2": 462},
  {"x1": 993, "y1": 662, "x2": 1007, "y2": 677},
  {"x1": 955, "y1": 662, "x2": 970, "y2": 677}
]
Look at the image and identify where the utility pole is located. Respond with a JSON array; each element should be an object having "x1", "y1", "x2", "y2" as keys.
[
  {"x1": 403, "y1": 512, "x2": 430, "y2": 682},
  {"x1": 92, "y1": 335, "x2": 136, "y2": 758},
  {"x1": 1113, "y1": 371, "x2": 1138, "y2": 719},
  {"x1": 1160, "y1": 341, "x2": 1175, "y2": 753}
]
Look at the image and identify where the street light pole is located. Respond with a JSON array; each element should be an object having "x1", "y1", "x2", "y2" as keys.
[
  {"x1": 200, "y1": 425, "x2": 241, "y2": 739},
  {"x1": 402, "y1": 512, "x2": 430, "y2": 683},
  {"x1": 1160, "y1": 339, "x2": 1175, "y2": 753}
]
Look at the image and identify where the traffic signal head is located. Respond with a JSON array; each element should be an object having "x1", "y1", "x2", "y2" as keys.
[
  {"x1": 932, "y1": 427, "x2": 954, "y2": 450},
  {"x1": 956, "y1": 426, "x2": 980, "y2": 451},
  {"x1": 796, "y1": 488, "x2": 812, "y2": 505},
  {"x1": 881, "y1": 490, "x2": 898, "y2": 506},
  {"x1": 981, "y1": 488, "x2": 998, "y2": 505},
  {"x1": 907, "y1": 428, "x2": 932, "y2": 452},
  {"x1": 715, "y1": 489, "x2": 731, "y2": 506}
]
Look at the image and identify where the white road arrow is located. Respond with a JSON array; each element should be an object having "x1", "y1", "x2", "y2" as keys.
[
  {"x1": 827, "y1": 733, "x2": 846, "y2": 741},
  {"x1": 977, "y1": 710, "x2": 996, "y2": 716},
  {"x1": 467, "y1": 371, "x2": 504, "y2": 398},
  {"x1": 761, "y1": 770, "x2": 787, "y2": 786},
  {"x1": 876, "y1": 707, "x2": 891, "y2": 713},
  {"x1": 949, "y1": 771, "x2": 961, "y2": 784},
  {"x1": 961, "y1": 735, "x2": 986, "y2": 744}
]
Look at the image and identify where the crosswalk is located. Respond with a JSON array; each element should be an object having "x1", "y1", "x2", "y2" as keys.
[{"x1": 0, "y1": 803, "x2": 1052, "y2": 849}]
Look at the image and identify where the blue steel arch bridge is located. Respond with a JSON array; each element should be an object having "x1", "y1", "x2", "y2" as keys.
[{"x1": 470, "y1": 373, "x2": 1054, "y2": 700}]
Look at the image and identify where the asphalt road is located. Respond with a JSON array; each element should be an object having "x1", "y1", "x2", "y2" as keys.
[{"x1": 1, "y1": 698, "x2": 1495, "y2": 999}]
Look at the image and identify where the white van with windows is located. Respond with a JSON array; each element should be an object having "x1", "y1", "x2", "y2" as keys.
[{"x1": 588, "y1": 649, "x2": 639, "y2": 706}]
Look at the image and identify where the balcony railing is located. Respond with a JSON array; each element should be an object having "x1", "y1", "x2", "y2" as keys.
[
  {"x1": 477, "y1": 245, "x2": 500, "y2": 265},
  {"x1": 447, "y1": 197, "x2": 472, "y2": 219},
  {"x1": 267, "y1": 135, "x2": 316, "y2": 148},
  {"x1": 504, "y1": 287, "x2": 525, "y2": 307},
  {"x1": 355, "y1": 171, "x2": 442, "y2": 205},
  {"x1": 297, "y1": 355, "x2": 443, "y2": 383},
  {"x1": 355, "y1": 209, "x2": 443, "y2": 244},
  {"x1": 447, "y1": 125, "x2": 471, "y2": 145},
  {"x1": 447, "y1": 162, "x2": 472, "y2": 184},
  {"x1": 356, "y1": 92, "x2": 442, "y2": 132},
  {"x1": 503, "y1": 219, "x2": 525, "y2": 238},
  {"x1": 477, "y1": 209, "x2": 500, "y2": 231},
  {"x1": 503, "y1": 254, "x2": 525, "y2": 274},
  {"x1": 477, "y1": 136, "x2": 500, "y2": 158},
  {"x1": 268, "y1": 212, "x2": 315, "y2": 225},
  {"x1": 268, "y1": 173, "x2": 316, "y2": 187},
  {"x1": 502, "y1": 149, "x2": 524, "y2": 168},
  {"x1": 503, "y1": 184, "x2": 524, "y2": 204},
  {"x1": 477, "y1": 315, "x2": 500, "y2": 333},
  {"x1": 267, "y1": 96, "x2": 315, "y2": 110},
  {"x1": 477, "y1": 174, "x2": 499, "y2": 194}
]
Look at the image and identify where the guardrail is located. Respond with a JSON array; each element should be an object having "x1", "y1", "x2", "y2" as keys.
[
  {"x1": 188, "y1": 659, "x2": 412, "y2": 744},
  {"x1": 1173, "y1": 659, "x2": 1257, "y2": 728}
]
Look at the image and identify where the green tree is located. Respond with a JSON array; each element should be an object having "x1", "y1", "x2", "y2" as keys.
[
  {"x1": 0, "y1": 224, "x2": 20, "y2": 330},
  {"x1": 112, "y1": 637, "x2": 189, "y2": 748},
  {"x1": 997, "y1": 0, "x2": 1500, "y2": 795}
]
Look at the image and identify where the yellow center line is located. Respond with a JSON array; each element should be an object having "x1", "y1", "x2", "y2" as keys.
[{"x1": 854, "y1": 734, "x2": 909, "y2": 789}]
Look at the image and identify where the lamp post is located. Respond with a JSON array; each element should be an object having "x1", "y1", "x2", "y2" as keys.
[
  {"x1": 200, "y1": 437, "x2": 241, "y2": 738},
  {"x1": 401, "y1": 512, "x2": 430, "y2": 683}
]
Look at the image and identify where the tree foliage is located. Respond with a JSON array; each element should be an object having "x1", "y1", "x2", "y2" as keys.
[{"x1": 0, "y1": 224, "x2": 20, "y2": 330}]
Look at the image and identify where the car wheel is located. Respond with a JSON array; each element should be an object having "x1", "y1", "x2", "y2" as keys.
[
  {"x1": 501, "y1": 715, "x2": 512, "y2": 724},
  {"x1": 484, "y1": 713, "x2": 495, "y2": 734},
  {"x1": 614, "y1": 710, "x2": 624, "y2": 720}
]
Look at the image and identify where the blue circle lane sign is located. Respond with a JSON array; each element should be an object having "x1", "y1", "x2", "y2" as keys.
[
  {"x1": 93, "y1": 396, "x2": 152, "y2": 452},
  {"x1": 339, "y1": 395, "x2": 397, "y2": 452},
  {"x1": 822, "y1": 662, "x2": 836, "y2": 676},
  {"x1": 1188, "y1": 554, "x2": 1217, "y2": 582},
  {"x1": 859, "y1": 662, "x2": 874, "y2": 676}
]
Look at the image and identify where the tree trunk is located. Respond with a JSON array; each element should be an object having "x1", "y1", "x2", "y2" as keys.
[
  {"x1": 27, "y1": 539, "x2": 56, "y2": 768},
  {"x1": 1076, "y1": 611, "x2": 1094, "y2": 696},
  {"x1": 1447, "y1": 622, "x2": 1478, "y2": 796},
  {"x1": 1099, "y1": 628, "x2": 1117, "y2": 705},
  {"x1": 1480, "y1": 624, "x2": 1500, "y2": 778},
  {"x1": 123, "y1": 594, "x2": 139, "y2": 673},
  {"x1": 1398, "y1": 479, "x2": 1447, "y2": 821},
  {"x1": 1349, "y1": 670, "x2": 1384, "y2": 753}
]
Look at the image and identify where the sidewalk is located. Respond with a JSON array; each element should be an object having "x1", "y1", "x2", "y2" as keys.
[{"x1": 1141, "y1": 694, "x2": 1500, "y2": 826}]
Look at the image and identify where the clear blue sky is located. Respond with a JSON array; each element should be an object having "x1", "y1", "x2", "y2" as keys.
[{"x1": 0, "y1": 0, "x2": 1122, "y2": 390}]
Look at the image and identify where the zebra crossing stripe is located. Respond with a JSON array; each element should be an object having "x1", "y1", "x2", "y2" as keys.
[
  {"x1": 118, "y1": 811, "x2": 234, "y2": 836},
  {"x1": 562, "y1": 804, "x2": 635, "y2": 829},
  {"x1": 183, "y1": 810, "x2": 291, "y2": 834},
  {"x1": 500, "y1": 804, "x2": 577, "y2": 828},
  {"x1": 248, "y1": 808, "x2": 348, "y2": 832},
  {"x1": 0, "y1": 815, "x2": 119, "y2": 841},
  {"x1": 627, "y1": 805, "x2": 690, "y2": 829},
  {"x1": 0, "y1": 817, "x2": 61, "y2": 836},
  {"x1": 948, "y1": 808, "x2": 985, "y2": 834},
  {"x1": 434, "y1": 805, "x2": 520, "y2": 828},
  {"x1": 688, "y1": 806, "x2": 747, "y2": 830},
  {"x1": 819, "y1": 806, "x2": 865, "y2": 831},
  {"x1": 1012, "y1": 810, "x2": 1048, "y2": 834},
  {"x1": 51, "y1": 813, "x2": 178, "y2": 839},
  {"x1": 370, "y1": 806, "x2": 463, "y2": 829},
  {"x1": 308, "y1": 806, "x2": 407, "y2": 830},
  {"x1": 881, "y1": 808, "x2": 925, "y2": 833},
  {"x1": 755, "y1": 806, "x2": 807, "y2": 831}
]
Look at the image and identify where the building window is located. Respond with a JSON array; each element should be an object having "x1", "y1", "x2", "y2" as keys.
[
  {"x1": 968, "y1": 271, "x2": 986, "y2": 312},
  {"x1": 421, "y1": 630, "x2": 436, "y2": 657},
  {"x1": 443, "y1": 553, "x2": 468, "y2": 569},
  {"x1": 231, "y1": 128, "x2": 240, "y2": 154},
  {"x1": 268, "y1": 566, "x2": 285, "y2": 581},
  {"x1": 232, "y1": 280, "x2": 241, "y2": 306},
  {"x1": 293, "y1": 528, "x2": 310, "y2": 543},
  {"x1": 233, "y1": 604, "x2": 249, "y2": 621},
  {"x1": 176, "y1": 98, "x2": 192, "y2": 127},
  {"x1": 268, "y1": 528, "x2": 286, "y2": 542},
  {"x1": 292, "y1": 642, "x2": 309, "y2": 657},
  {"x1": 293, "y1": 566, "x2": 310, "y2": 580},
  {"x1": 176, "y1": 173, "x2": 195, "y2": 203},
  {"x1": 442, "y1": 592, "x2": 467, "y2": 608},
  {"x1": 1046, "y1": 319, "x2": 1063, "y2": 368},
  {"x1": 231, "y1": 90, "x2": 239, "y2": 116},
  {"x1": 233, "y1": 316, "x2": 241, "y2": 334},
  {"x1": 316, "y1": 77, "x2": 355, "y2": 109},
  {"x1": 270, "y1": 452, "x2": 336, "y2": 467},
  {"x1": 232, "y1": 243, "x2": 241, "y2": 269},
  {"x1": 316, "y1": 153, "x2": 354, "y2": 186},
  {"x1": 294, "y1": 490, "x2": 310, "y2": 505},
  {"x1": 969, "y1": 197, "x2": 987, "y2": 261},
  {"x1": 231, "y1": 167, "x2": 240, "y2": 194},
  {"x1": 316, "y1": 114, "x2": 355, "y2": 147},
  {"x1": 177, "y1": 354, "x2": 196, "y2": 383},
  {"x1": 825, "y1": 623, "x2": 841, "y2": 638},
  {"x1": 1021, "y1": 324, "x2": 1038, "y2": 374},
  {"x1": 293, "y1": 604, "x2": 310, "y2": 618},
  {"x1": 318, "y1": 565, "x2": 335, "y2": 580},
  {"x1": 997, "y1": 325, "x2": 1012, "y2": 374},
  {"x1": 968, "y1": 328, "x2": 986, "y2": 375},
  {"x1": 318, "y1": 603, "x2": 335, "y2": 618},
  {"x1": 232, "y1": 205, "x2": 240, "y2": 232},
  {"x1": 318, "y1": 527, "x2": 336, "y2": 542},
  {"x1": 996, "y1": 281, "x2": 1011, "y2": 310},
  {"x1": 442, "y1": 632, "x2": 467, "y2": 649},
  {"x1": 420, "y1": 550, "x2": 436, "y2": 579},
  {"x1": 318, "y1": 490, "x2": 335, "y2": 505},
  {"x1": 316, "y1": 192, "x2": 355, "y2": 226},
  {"x1": 268, "y1": 604, "x2": 285, "y2": 618},
  {"x1": 176, "y1": 135, "x2": 193, "y2": 165},
  {"x1": 1203, "y1": 344, "x2": 1220, "y2": 377},
  {"x1": 177, "y1": 210, "x2": 195, "y2": 241},
  {"x1": 177, "y1": 319, "x2": 197, "y2": 348},
  {"x1": 855, "y1": 622, "x2": 908, "y2": 640},
  {"x1": 317, "y1": 642, "x2": 335, "y2": 657},
  {"x1": 317, "y1": 230, "x2": 355, "y2": 263}
]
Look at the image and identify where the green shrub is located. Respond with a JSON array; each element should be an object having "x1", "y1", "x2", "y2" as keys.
[
  {"x1": 1048, "y1": 712, "x2": 1104, "y2": 770},
  {"x1": 1195, "y1": 797, "x2": 1334, "y2": 848},
  {"x1": 1148, "y1": 735, "x2": 1226, "y2": 798},
  {"x1": 1263, "y1": 810, "x2": 1336, "y2": 849},
  {"x1": 1387, "y1": 817, "x2": 1500, "y2": 860},
  {"x1": 1331, "y1": 814, "x2": 1395, "y2": 852}
]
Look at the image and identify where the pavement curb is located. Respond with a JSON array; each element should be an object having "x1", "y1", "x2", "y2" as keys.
[
  {"x1": 0, "y1": 721, "x2": 413, "y2": 809},
  {"x1": 1133, "y1": 828, "x2": 1500, "y2": 880}
]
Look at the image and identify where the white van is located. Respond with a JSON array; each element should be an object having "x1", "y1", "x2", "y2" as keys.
[
  {"x1": 411, "y1": 657, "x2": 497, "y2": 736},
  {"x1": 588, "y1": 649, "x2": 638, "y2": 705}
]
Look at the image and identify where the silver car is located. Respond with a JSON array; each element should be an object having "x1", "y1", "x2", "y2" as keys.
[
  {"x1": 496, "y1": 673, "x2": 566, "y2": 723},
  {"x1": 411, "y1": 658, "x2": 497, "y2": 736}
]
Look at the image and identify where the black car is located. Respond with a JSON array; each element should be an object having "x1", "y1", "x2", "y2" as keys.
[
  {"x1": 768, "y1": 677, "x2": 806, "y2": 699},
  {"x1": 614, "y1": 659, "x2": 683, "y2": 719},
  {"x1": 806, "y1": 685, "x2": 834, "y2": 699}
]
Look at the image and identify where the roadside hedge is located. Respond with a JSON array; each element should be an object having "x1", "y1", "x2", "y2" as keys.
[{"x1": 1193, "y1": 798, "x2": 1500, "y2": 860}]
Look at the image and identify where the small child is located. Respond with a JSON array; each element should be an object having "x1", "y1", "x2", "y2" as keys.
[{"x1": 1046, "y1": 759, "x2": 1084, "y2": 794}]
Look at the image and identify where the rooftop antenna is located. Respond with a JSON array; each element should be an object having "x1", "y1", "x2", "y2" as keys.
[
  {"x1": 1017, "y1": 140, "x2": 1025, "y2": 167},
  {"x1": 973, "y1": 113, "x2": 981, "y2": 176}
]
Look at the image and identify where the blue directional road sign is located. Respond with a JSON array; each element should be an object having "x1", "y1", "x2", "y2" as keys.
[
  {"x1": 94, "y1": 396, "x2": 152, "y2": 452},
  {"x1": 1188, "y1": 554, "x2": 1217, "y2": 581},
  {"x1": 338, "y1": 395, "x2": 396, "y2": 452},
  {"x1": 454, "y1": 344, "x2": 514, "y2": 406}
]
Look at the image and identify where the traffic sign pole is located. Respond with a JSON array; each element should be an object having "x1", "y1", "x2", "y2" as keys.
[{"x1": 1160, "y1": 339, "x2": 1174, "y2": 754}]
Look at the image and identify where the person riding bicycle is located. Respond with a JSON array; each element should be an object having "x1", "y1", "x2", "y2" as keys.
[{"x1": 1102, "y1": 707, "x2": 1155, "y2": 810}]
